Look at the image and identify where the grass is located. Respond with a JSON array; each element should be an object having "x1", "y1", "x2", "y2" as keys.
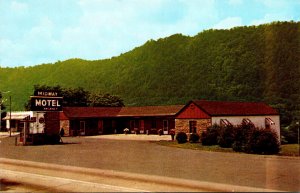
[
  {"x1": 156, "y1": 141, "x2": 234, "y2": 153},
  {"x1": 279, "y1": 144, "x2": 300, "y2": 156},
  {"x1": 156, "y1": 141, "x2": 300, "y2": 157}
]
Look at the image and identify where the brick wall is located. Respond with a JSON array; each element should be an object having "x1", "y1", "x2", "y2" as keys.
[
  {"x1": 175, "y1": 119, "x2": 212, "y2": 135},
  {"x1": 45, "y1": 112, "x2": 60, "y2": 135}
]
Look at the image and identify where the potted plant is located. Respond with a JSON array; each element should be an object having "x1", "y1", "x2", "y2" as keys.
[
  {"x1": 158, "y1": 129, "x2": 163, "y2": 136},
  {"x1": 123, "y1": 128, "x2": 129, "y2": 135},
  {"x1": 169, "y1": 129, "x2": 175, "y2": 141}
]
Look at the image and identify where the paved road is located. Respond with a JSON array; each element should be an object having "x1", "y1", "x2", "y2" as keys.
[
  {"x1": 1, "y1": 159, "x2": 249, "y2": 192},
  {"x1": 0, "y1": 135, "x2": 299, "y2": 191}
]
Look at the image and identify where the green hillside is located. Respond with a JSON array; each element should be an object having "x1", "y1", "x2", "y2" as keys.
[{"x1": 0, "y1": 21, "x2": 299, "y2": 126}]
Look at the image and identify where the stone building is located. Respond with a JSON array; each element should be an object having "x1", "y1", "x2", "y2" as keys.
[{"x1": 175, "y1": 100, "x2": 280, "y2": 137}]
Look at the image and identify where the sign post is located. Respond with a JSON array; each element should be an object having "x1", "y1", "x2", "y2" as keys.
[{"x1": 22, "y1": 90, "x2": 63, "y2": 145}]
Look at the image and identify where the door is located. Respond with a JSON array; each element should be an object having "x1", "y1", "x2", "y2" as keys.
[
  {"x1": 189, "y1": 121, "x2": 197, "y2": 133},
  {"x1": 98, "y1": 120, "x2": 103, "y2": 134},
  {"x1": 139, "y1": 120, "x2": 145, "y2": 134},
  {"x1": 163, "y1": 120, "x2": 168, "y2": 134},
  {"x1": 80, "y1": 121, "x2": 85, "y2": 135}
]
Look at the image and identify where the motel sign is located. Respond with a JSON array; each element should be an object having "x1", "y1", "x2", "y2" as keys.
[{"x1": 30, "y1": 90, "x2": 63, "y2": 111}]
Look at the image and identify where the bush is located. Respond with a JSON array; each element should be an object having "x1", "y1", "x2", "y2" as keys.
[
  {"x1": 201, "y1": 124, "x2": 220, "y2": 146},
  {"x1": 189, "y1": 133, "x2": 200, "y2": 143},
  {"x1": 281, "y1": 124, "x2": 299, "y2": 144},
  {"x1": 218, "y1": 125, "x2": 234, "y2": 148},
  {"x1": 246, "y1": 128, "x2": 280, "y2": 154},
  {"x1": 176, "y1": 132, "x2": 188, "y2": 144},
  {"x1": 232, "y1": 123, "x2": 255, "y2": 152},
  {"x1": 157, "y1": 129, "x2": 163, "y2": 135}
]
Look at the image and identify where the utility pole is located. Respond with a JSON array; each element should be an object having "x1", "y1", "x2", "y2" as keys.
[
  {"x1": 0, "y1": 100, "x2": 2, "y2": 131},
  {"x1": 9, "y1": 96, "x2": 11, "y2": 137},
  {"x1": 297, "y1": 121, "x2": 300, "y2": 156}
]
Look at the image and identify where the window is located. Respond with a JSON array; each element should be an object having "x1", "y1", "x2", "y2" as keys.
[
  {"x1": 130, "y1": 120, "x2": 139, "y2": 129},
  {"x1": 151, "y1": 119, "x2": 157, "y2": 129},
  {"x1": 189, "y1": 121, "x2": 197, "y2": 133},
  {"x1": 163, "y1": 120, "x2": 168, "y2": 129},
  {"x1": 242, "y1": 118, "x2": 253, "y2": 126},
  {"x1": 220, "y1": 119, "x2": 232, "y2": 126},
  {"x1": 265, "y1": 118, "x2": 275, "y2": 129}
]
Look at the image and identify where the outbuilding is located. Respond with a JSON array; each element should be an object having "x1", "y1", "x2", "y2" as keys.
[{"x1": 175, "y1": 100, "x2": 280, "y2": 137}]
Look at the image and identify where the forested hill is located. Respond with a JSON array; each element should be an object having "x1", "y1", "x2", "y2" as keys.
[{"x1": 0, "y1": 21, "x2": 299, "y2": 126}]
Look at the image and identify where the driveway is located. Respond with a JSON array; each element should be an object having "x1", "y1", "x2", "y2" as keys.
[{"x1": 0, "y1": 135, "x2": 299, "y2": 191}]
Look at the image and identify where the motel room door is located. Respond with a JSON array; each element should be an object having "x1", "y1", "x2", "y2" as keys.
[
  {"x1": 163, "y1": 120, "x2": 168, "y2": 135},
  {"x1": 80, "y1": 121, "x2": 85, "y2": 136}
]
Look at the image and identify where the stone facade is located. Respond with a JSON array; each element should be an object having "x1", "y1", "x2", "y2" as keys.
[
  {"x1": 60, "y1": 120, "x2": 70, "y2": 136},
  {"x1": 175, "y1": 119, "x2": 211, "y2": 135}
]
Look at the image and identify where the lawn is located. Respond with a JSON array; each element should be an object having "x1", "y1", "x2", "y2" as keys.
[
  {"x1": 156, "y1": 141, "x2": 300, "y2": 157},
  {"x1": 279, "y1": 144, "x2": 300, "y2": 156}
]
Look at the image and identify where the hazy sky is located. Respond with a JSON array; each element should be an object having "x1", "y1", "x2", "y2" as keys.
[{"x1": 1, "y1": 0, "x2": 299, "y2": 67}]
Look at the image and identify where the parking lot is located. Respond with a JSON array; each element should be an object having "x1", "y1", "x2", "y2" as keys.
[{"x1": 0, "y1": 134, "x2": 299, "y2": 191}]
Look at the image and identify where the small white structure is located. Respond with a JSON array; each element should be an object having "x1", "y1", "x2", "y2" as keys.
[{"x1": 3, "y1": 111, "x2": 45, "y2": 133}]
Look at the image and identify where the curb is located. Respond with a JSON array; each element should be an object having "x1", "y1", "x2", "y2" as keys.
[{"x1": 0, "y1": 158, "x2": 283, "y2": 192}]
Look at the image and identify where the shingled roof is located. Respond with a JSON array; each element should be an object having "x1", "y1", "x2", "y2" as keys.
[
  {"x1": 62, "y1": 107, "x2": 122, "y2": 118},
  {"x1": 62, "y1": 105, "x2": 184, "y2": 118},
  {"x1": 192, "y1": 100, "x2": 278, "y2": 116},
  {"x1": 118, "y1": 105, "x2": 184, "y2": 117}
]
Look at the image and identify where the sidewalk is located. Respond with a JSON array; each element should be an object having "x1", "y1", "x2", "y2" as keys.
[
  {"x1": 85, "y1": 134, "x2": 172, "y2": 141},
  {"x1": 0, "y1": 131, "x2": 20, "y2": 138}
]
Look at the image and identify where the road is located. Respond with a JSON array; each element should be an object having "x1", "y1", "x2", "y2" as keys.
[
  {"x1": 0, "y1": 135, "x2": 299, "y2": 191},
  {"x1": 0, "y1": 158, "x2": 281, "y2": 192}
]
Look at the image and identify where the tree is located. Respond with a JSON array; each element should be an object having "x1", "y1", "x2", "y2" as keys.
[
  {"x1": 62, "y1": 87, "x2": 90, "y2": 107},
  {"x1": 0, "y1": 92, "x2": 7, "y2": 131},
  {"x1": 88, "y1": 93, "x2": 124, "y2": 107},
  {"x1": 24, "y1": 85, "x2": 124, "y2": 109},
  {"x1": 0, "y1": 92, "x2": 6, "y2": 111}
]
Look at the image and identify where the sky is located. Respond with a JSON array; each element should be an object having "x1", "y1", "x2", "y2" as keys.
[{"x1": 0, "y1": 0, "x2": 299, "y2": 67}]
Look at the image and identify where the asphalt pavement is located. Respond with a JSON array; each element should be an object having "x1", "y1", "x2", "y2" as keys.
[{"x1": 0, "y1": 134, "x2": 299, "y2": 192}]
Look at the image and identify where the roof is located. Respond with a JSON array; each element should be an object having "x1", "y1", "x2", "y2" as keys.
[
  {"x1": 192, "y1": 100, "x2": 278, "y2": 116},
  {"x1": 2, "y1": 111, "x2": 32, "y2": 120},
  {"x1": 62, "y1": 105, "x2": 184, "y2": 118},
  {"x1": 62, "y1": 107, "x2": 122, "y2": 118},
  {"x1": 119, "y1": 105, "x2": 184, "y2": 117}
]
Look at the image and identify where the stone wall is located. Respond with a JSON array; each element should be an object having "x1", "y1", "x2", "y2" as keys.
[
  {"x1": 60, "y1": 120, "x2": 70, "y2": 136},
  {"x1": 175, "y1": 119, "x2": 211, "y2": 135}
]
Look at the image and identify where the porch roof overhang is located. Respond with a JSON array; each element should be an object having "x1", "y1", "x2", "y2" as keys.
[
  {"x1": 2, "y1": 114, "x2": 29, "y2": 120},
  {"x1": 62, "y1": 105, "x2": 185, "y2": 119}
]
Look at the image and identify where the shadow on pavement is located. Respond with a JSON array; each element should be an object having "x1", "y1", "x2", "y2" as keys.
[{"x1": 0, "y1": 178, "x2": 21, "y2": 191}]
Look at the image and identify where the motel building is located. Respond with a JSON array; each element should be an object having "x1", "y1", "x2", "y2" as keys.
[
  {"x1": 59, "y1": 100, "x2": 280, "y2": 138},
  {"x1": 3, "y1": 100, "x2": 280, "y2": 140}
]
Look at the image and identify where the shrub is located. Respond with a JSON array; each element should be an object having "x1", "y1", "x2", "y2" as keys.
[
  {"x1": 189, "y1": 133, "x2": 200, "y2": 143},
  {"x1": 176, "y1": 132, "x2": 188, "y2": 144},
  {"x1": 281, "y1": 124, "x2": 299, "y2": 144},
  {"x1": 232, "y1": 122, "x2": 254, "y2": 152},
  {"x1": 218, "y1": 125, "x2": 235, "y2": 148},
  {"x1": 246, "y1": 128, "x2": 280, "y2": 155},
  {"x1": 157, "y1": 129, "x2": 163, "y2": 135},
  {"x1": 201, "y1": 124, "x2": 220, "y2": 146}
]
